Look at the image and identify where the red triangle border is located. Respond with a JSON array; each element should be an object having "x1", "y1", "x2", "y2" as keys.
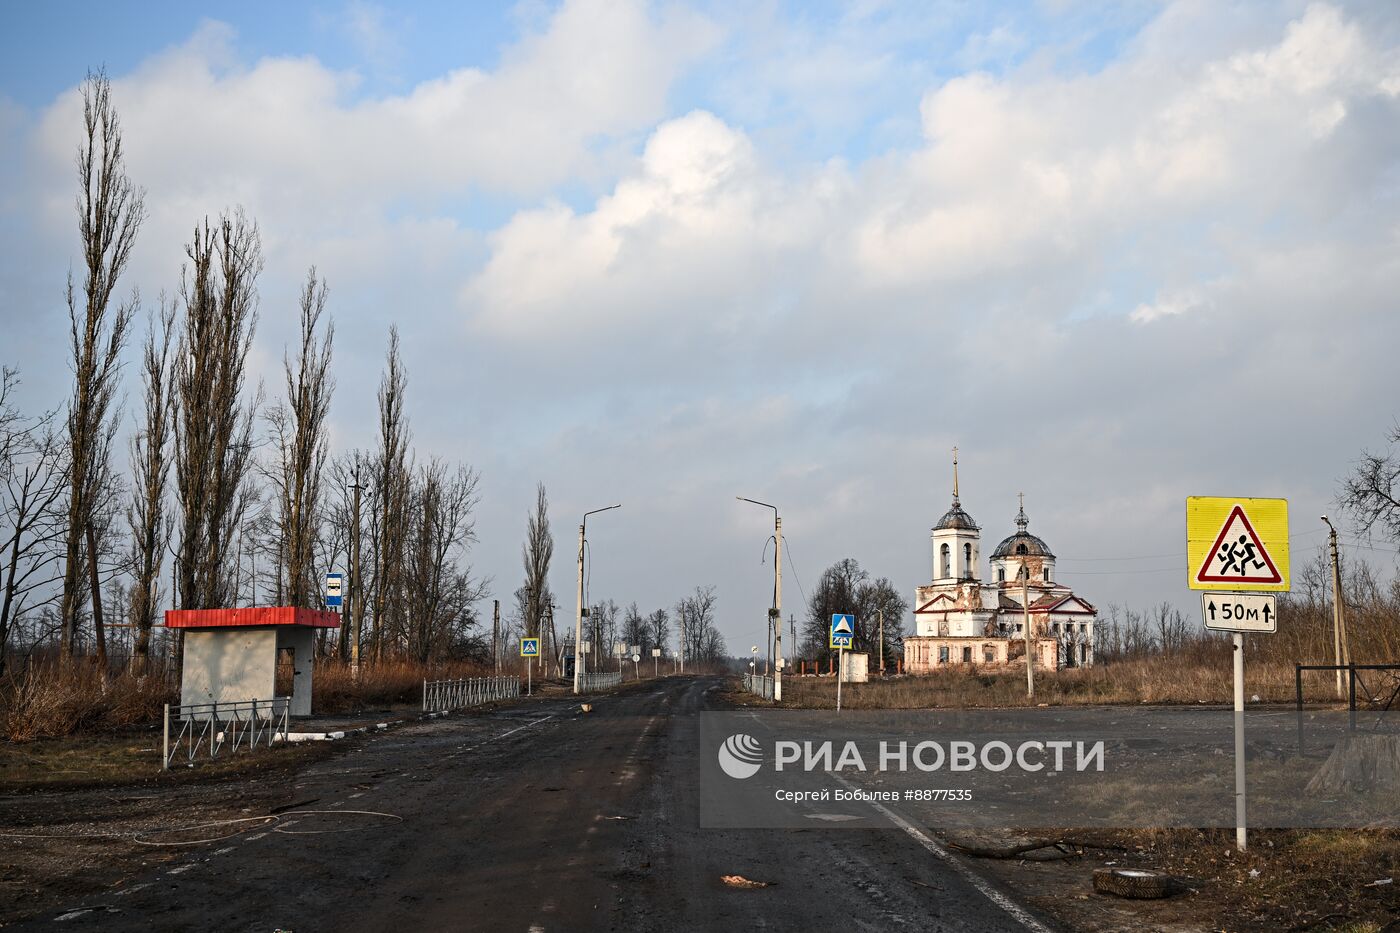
[{"x1": 1194, "y1": 504, "x2": 1283, "y2": 584}]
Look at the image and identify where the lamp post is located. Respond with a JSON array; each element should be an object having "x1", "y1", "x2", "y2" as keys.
[
  {"x1": 573, "y1": 504, "x2": 621, "y2": 695},
  {"x1": 737, "y1": 497, "x2": 782, "y2": 702}
]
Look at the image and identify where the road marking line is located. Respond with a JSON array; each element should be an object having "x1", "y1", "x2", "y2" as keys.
[
  {"x1": 166, "y1": 864, "x2": 194, "y2": 875},
  {"x1": 453, "y1": 715, "x2": 557, "y2": 755},
  {"x1": 829, "y1": 772, "x2": 1053, "y2": 933}
]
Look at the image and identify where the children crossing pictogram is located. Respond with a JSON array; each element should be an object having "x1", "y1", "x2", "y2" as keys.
[
  {"x1": 1195, "y1": 505, "x2": 1282, "y2": 585},
  {"x1": 1186, "y1": 496, "x2": 1289, "y2": 592}
]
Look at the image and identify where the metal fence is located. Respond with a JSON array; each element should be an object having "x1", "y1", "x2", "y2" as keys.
[
  {"x1": 162, "y1": 698, "x2": 289, "y2": 770},
  {"x1": 579, "y1": 671, "x2": 622, "y2": 691},
  {"x1": 743, "y1": 673, "x2": 774, "y2": 700},
  {"x1": 423, "y1": 675, "x2": 521, "y2": 712}
]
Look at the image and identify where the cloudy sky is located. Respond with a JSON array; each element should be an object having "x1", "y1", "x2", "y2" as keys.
[{"x1": 3, "y1": 0, "x2": 1399, "y2": 651}]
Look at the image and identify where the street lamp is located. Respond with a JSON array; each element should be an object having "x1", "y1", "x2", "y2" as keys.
[
  {"x1": 737, "y1": 497, "x2": 783, "y2": 701},
  {"x1": 573, "y1": 504, "x2": 621, "y2": 694}
]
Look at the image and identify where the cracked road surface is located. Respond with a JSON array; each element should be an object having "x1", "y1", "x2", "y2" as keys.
[{"x1": 9, "y1": 676, "x2": 1052, "y2": 932}]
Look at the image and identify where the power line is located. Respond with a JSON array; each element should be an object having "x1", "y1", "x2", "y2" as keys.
[{"x1": 782, "y1": 536, "x2": 806, "y2": 607}]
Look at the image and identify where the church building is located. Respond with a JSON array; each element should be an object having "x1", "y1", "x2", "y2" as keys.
[{"x1": 903, "y1": 451, "x2": 1097, "y2": 674}]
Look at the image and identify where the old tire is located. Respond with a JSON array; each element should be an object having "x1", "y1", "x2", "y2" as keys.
[{"x1": 1092, "y1": 868, "x2": 1173, "y2": 899}]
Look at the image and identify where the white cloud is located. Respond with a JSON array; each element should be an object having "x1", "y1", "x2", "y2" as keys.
[{"x1": 4, "y1": 1, "x2": 1400, "y2": 640}]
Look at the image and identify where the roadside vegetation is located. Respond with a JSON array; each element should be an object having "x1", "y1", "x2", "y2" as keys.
[{"x1": 0, "y1": 73, "x2": 728, "y2": 751}]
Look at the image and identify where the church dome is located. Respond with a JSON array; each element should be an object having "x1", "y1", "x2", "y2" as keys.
[
  {"x1": 934, "y1": 500, "x2": 978, "y2": 531},
  {"x1": 991, "y1": 531, "x2": 1055, "y2": 559},
  {"x1": 991, "y1": 499, "x2": 1055, "y2": 559}
]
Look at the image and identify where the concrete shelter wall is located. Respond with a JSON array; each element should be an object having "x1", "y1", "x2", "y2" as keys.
[{"x1": 180, "y1": 628, "x2": 277, "y2": 709}]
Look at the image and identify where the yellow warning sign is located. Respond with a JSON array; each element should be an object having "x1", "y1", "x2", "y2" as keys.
[{"x1": 1186, "y1": 497, "x2": 1289, "y2": 592}]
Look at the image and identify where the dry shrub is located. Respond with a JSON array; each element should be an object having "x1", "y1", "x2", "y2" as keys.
[
  {"x1": 1, "y1": 663, "x2": 174, "y2": 742},
  {"x1": 308, "y1": 658, "x2": 495, "y2": 714},
  {"x1": 778, "y1": 655, "x2": 1363, "y2": 710}
]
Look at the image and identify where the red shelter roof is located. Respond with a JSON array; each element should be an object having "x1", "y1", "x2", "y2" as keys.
[{"x1": 163, "y1": 607, "x2": 341, "y2": 629}]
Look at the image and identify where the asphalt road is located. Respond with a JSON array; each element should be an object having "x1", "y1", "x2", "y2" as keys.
[{"x1": 14, "y1": 676, "x2": 1052, "y2": 932}]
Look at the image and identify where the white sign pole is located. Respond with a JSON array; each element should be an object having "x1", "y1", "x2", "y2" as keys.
[
  {"x1": 836, "y1": 646, "x2": 844, "y2": 714},
  {"x1": 1233, "y1": 632, "x2": 1246, "y2": 852}
]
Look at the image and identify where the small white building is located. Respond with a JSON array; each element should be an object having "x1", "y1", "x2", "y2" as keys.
[{"x1": 903, "y1": 453, "x2": 1096, "y2": 674}]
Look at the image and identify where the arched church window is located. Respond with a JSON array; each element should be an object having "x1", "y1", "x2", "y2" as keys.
[
  {"x1": 1016, "y1": 543, "x2": 1027, "y2": 555},
  {"x1": 998, "y1": 568, "x2": 1005, "y2": 583},
  {"x1": 940, "y1": 543, "x2": 950, "y2": 578},
  {"x1": 963, "y1": 543, "x2": 973, "y2": 577},
  {"x1": 1043, "y1": 568, "x2": 1050, "y2": 582}
]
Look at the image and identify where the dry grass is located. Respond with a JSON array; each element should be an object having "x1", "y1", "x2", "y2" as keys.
[
  {"x1": 1, "y1": 657, "x2": 507, "y2": 741},
  {"x1": 1, "y1": 663, "x2": 174, "y2": 742},
  {"x1": 1087, "y1": 827, "x2": 1400, "y2": 931},
  {"x1": 773, "y1": 656, "x2": 1380, "y2": 709},
  {"x1": 308, "y1": 658, "x2": 497, "y2": 713}
]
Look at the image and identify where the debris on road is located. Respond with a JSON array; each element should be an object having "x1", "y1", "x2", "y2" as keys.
[
  {"x1": 1092, "y1": 868, "x2": 1174, "y2": 899},
  {"x1": 721, "y1": 875, "x2": 775, "y2": 889}
]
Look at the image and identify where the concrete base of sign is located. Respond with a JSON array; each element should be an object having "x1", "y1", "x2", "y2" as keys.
[{"x1": 180, "y1": 625, "x2": 316, "y2": 717}]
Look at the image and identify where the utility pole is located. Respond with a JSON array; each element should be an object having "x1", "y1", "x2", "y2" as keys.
[
  {"x1": 1321, "y1": 515, "x2": 1350, "y2": 700},
  {"x1": 573, "y1": 504, "x2": 620, "y2": 694},
  {"x1": 349, "y1": 466, "x2": 364, "y2": 678},
  {"x1": 878, "y1": 607, "x2": 885, "y2": 676},
  {"x1": 1022, "y1": 563, "x2": 1035, "y2": 698},
  {"x1": 492, "y1": 599, "x2": 500, "y2": 675},
  {"x1": 738, "y1": 498, "x2": 782, "y2": 701}
]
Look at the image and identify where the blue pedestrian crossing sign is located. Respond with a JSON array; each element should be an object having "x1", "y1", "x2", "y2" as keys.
[
  {"x1": 520, "y1": 638, "x2": 540, "y2": 658},
  {"x1": 830, "y1": 613, "x2": 855, "y2": 649}
]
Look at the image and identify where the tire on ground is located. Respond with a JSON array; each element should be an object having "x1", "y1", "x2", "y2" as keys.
[{"x1": 1092, "y1": 868, "x2": 1173, "y2": 899}]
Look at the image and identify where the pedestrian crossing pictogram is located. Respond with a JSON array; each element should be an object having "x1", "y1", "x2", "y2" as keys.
[{"x1": 1186, "y1": 497, "x2": 1289, "y2": 592}]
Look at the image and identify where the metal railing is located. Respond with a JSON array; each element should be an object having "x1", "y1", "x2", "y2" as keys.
[
  {"x1": 162, "y1": 698, "x2": 289, "y2": 770},
  {"x1": 423, "y1": 675, "x2": 521, "y2": 712},
  {"x1": 578, "y1": 671, "x2": 622, "y2": 692},
  {"x1": 743, "y1": 673, "x2": 774, "y2": 699}
]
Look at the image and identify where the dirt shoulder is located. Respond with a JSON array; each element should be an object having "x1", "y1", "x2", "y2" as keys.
[
  {"x1": 959, "y1": 827, "x2": 1399, "y2": 932},
  {"x1": 724, "y1": 677, "x2": 1400, "y2": 932}
]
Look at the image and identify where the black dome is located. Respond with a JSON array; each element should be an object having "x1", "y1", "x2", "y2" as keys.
[
  {"x1": 933, "y1": 501, "x2": 978, "y2": 531},
  {"x1": 991, "y1": 531, "x2": 1055, "y2": 560}
]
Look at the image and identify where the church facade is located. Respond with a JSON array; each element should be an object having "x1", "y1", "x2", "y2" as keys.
[{"x1": 903, "y1": 455, "x2": 1096, "y2": 674}]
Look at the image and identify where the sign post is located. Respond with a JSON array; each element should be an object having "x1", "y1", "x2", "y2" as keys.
[
  {"x1": 521, "y1": 638, "x2": 540, "y2": 696},
  {"x1": 324, "y1": 573, "x2": 344, "y2": 611},
  {"x1": 830, "y1": 614, "x2": 854, "y2": 714},
  {"x1": 652, "y1": 647, "x2": 661, "y2": 678},
  {"x1": 1188, "y1": 497, "x2": 1289, "y2": 853}
]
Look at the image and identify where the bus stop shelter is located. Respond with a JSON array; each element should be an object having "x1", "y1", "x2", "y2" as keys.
[{"x1": 164, "y1": 607, "x2": 340, "y2": 717}]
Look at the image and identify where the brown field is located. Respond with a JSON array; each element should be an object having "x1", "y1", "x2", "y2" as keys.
[
  {"x1": 0, "y1": 657, "x2": 504, "y2": 742},
  {"x1": 770, "y1": 657, "x2": 1388, "y2": 709}
]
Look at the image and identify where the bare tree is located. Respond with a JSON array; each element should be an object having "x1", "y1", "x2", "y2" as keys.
[
  {"x1": 802, "y1": 558, "x2": 866, "y2": 660},
  {"x1": 623, "y1": 602, "x2": 647, "y2": 654},
  {"x1": 677, "y1": 585, "x2": 723, "y2": 665},
  {"x1": 403, "y1": 460, "x2": 485, "y2": 662},
  {"x1": 647, "y1": 608, "x2": 670, "y2": 657},
  {"x1": 855, "y1": 575, "x2": 908, "y2": 669},
  {"x1": 173, "y1": 213, "x2": 262, "y2": 611},
  {"x1": 521, "y1": 482, "x2": 553, "y2": 668},
  {"x1": 58, "y1": 70, "x2": 146, "y2": 660},
  {"x1": 370, "y1": 328, "x2": 411, "y2": 658},
  {"x1": 125, "y1": 304, "x2": 175, "y2": 673},
  {"x1": 1342, "y1": 424, "x2": 1400, "y2": 542},
  {"x1": 1, "y1": 371, "x2": 69, "y2": 675},
  {"x1": 266, "y1": 269, "x2": 334, "y2": 607}
]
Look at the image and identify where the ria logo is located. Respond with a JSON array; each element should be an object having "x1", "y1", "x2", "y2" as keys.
[{"x1": 718, "y1": 733, "x2": 763, "y2": 779}]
